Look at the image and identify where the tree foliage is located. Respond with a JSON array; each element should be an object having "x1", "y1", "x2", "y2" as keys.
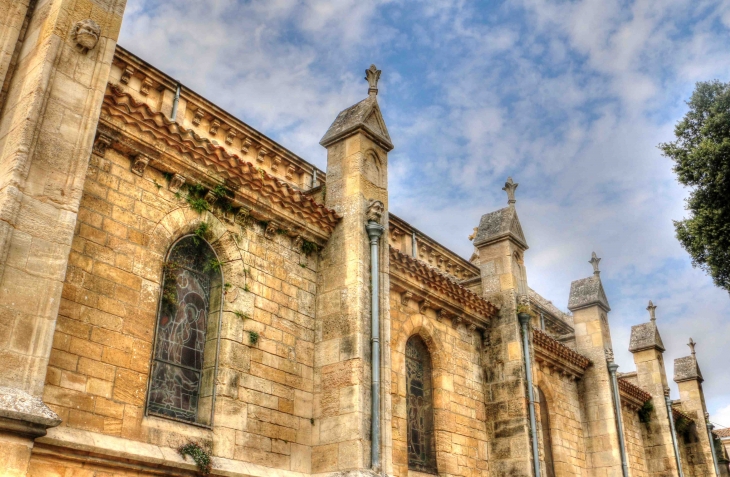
[{"x1": 660, "y1": 80, "x2": 730, "y2": 293}]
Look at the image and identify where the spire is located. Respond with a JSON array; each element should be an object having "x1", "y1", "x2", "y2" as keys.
[
  {"x1": 688, "y1": 338, "x2": 696, "y2": 357},
  {"x1": 647, "y1": 300, "x2": 657, "y2": 323},
  {"x1": 589, "y1": 252, "x2": 601, "y2": 277},
  {"x1": 503, "y1": 177, "x2": 518, "y2": 207},
  {"x1": 365, "y1": 64, "x2": 381, "y2": 96},
  {"x1": 674, "y1": 337, "x2": 703, "y2": 383}
]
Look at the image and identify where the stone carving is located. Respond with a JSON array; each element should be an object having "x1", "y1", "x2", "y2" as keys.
[
  {"x1": 399, "y1": 291, "x2": 412, "y2": 307},
  {"x1": 235, "y1": 208, "x2": 251, "y2": 226},
  {"x1": 688, "y1": 337, "x2": 696, "y2": 356},
  {"x1": 121, "y1": 66, "x2": 135, "y2": 85},
  {"x1": 241, "y1": 137, "x2": 252, "y2": 154},
  {"x1": 264, "y1": 221, "x2": 279, "y2": 240},
  {"x1": 286, "y1": 165, "x2": 297, "y2": 180},
  {"x1": 468, "y1": 227, "x2": 478, "y2": 241},
  {"x1": 453, "y1": 315, "x2": 464, "y2": 329},
  {"x1": 226, "y1": 129, "x2": 237, "y2": 145},
  {"x1": 204, "y1": 190, "x2": 217, "y2": 204},
  {"x1": 366, "y1": 199, "x2": 384, "y2": 224},
  {"x1": 131, "y1": 155, "x2": 150, "y2": 176},
  {"x1": 272, "y1": 156, "x2": 281, "y2": 172},
  {"x1": 605, "y1": 347, "x2": 614, "y2": 362},
  {"x1": 92, "y1": 134, "x2": 112, "y2": 157},
  {"x1": 141, "y1": 78, "x2": 153, "y2": 95},
  {"x1": 210, "y1": 119, "x2": 221, "y2": 136},
  {"x1": 293, "y1": 235, "x2": 304, "y2": 249},
  {"x1": 468, "y1": 323, "x2": 477, "y2": 333},
  {"x1": 589, "y1": 252, "x2": 601, "y2": 276},
  {"x1": 647, "y1": 300, "x2": 657, "y2": 322},
  {"x1": 436, "y1": 309, "x2": 446, "y2": 322},
  {"x1": 169, "y1": 174, "x2": 185, "y2": 193},
  {"x1": 72, "y1": 19, "x2": 101, "y2": 53},
  {"x1": 365, "y1": 64, "x2": 381, "y2": 96},
  {"x1": 193, "y1": 109, "x2": 205, "y2": 126},
  {"x1": 419, "y1": 300, "x2": 431, "y2": 314},
  {"x1": 257, "y1": 147, "x2": 268, "y2": 163},
  {"x1": 502, "y1": 177, "x2": 518, "y2": 206}
]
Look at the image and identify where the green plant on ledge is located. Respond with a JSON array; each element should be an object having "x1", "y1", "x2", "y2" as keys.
[
  {"x1": 516, "y1": 304, "x2": 537, "y2": 318},
  {"x1": 248, "y1": 330, "x2": 259, "y2": 346},
  {"x1": 233, "y1": 310, "x2": 249, "y2": 320},
  {"x1": 675, "y1": 415, "x2": 691, "y2": 436},
  {"x1": 179, "y1": 441, "x2": 212, "y2": 476},
  {"x1": 300, "y1": 239, "x2": 319, "y2": 257},
  {"x1": 638, "y1": 399, "x2": 654, "y2": 424}
]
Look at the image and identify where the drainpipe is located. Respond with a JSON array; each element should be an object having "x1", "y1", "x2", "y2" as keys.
[
  {"x1": 707, "y1": 413, "x2": 721, "y2": 476},
  {"x1": 366, "y1": 219, "x2": 384, "y2": 471},
  {"x1": 170, "y1": 82, "x2": 181, "y2": 121},
  {"x1": 665, "y1": 389, "x2": 685, "y2": 477},
  {"x1": 606, "y1": 353, "x2": 629, "y2": 477},
  {"x1": 539, "y1": 312, "x2": 545, "y2": 331},
  {"x1": 411, "y1": 231, "x2": 417, "y2": 258},
  {"x1": 517, "y1": 312, "x2": 541, "y2": 477},
  {"x1": 311, "y1": 169, "x2": 317, "y2": 188}
]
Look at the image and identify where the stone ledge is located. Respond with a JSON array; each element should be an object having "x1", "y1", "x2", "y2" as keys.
[
  {"x1": 36, "y1": 427, "x2": 310, "y2": 477},
  {"x1": 0, "y1": 386, "x2": 61, "y2": 437}
]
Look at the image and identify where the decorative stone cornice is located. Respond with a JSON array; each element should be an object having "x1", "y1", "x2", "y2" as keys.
[
  {"x1": 101, "y1": 87, "x2": 341, "y2": 235},
  {"x1": 617, "y1": 378, "x2": 652, "y2": 410},
  {"x1": 533, "y1": 328, "x2": 591, "y2": 380},
  {"x1": 0, "y1": 386, "x2": 61, "y2": 438},
  {"x1": 389, "y1": 246, "x2": 499, "y2": 321}
]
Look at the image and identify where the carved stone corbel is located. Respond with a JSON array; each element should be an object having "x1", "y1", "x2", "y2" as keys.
[
  {"x1": 401, "y1": 291, "x2": 413, "y2": 307},
  {"x1": 436, "y1": 309, "x2": 447, "y2": 322},
  {"x1": 131, "y1": 155, "x2": 150, "y2": 176},
  {"x1": 235, "y1": 208, "x2": 251, "y2": 226},
  {"x1": 121, "y1": 66, "x2": 135, "y2": 85},
  {"x1": 257, "y1": 147, "x2": 269, "y2": 163},
  {"x1": 419, "y1": 300, "x2": 431, "y2": 314},
  {"x1": 192, "y1": 109, "x2": 205, "y2": 126},
  {"x1": 293, "y1": 235, "x2": 304, "y2": 249},
  {"x1": 468, "y1": 323, "x2": 477, "y2": 333},
  {"x1": 272, "y1": 156, "x2": 282, "y2": 172},
  {"x1": 204, "y1": 190, "x2": 217, "y2": 204},
  {"x1": 226, "y1": 129, "x2": 238, "y2": 145},
  {"x1": 141, "y1": 78, "x2": 153, "y2": 96},
  {"x1": 452, "y1": 315, "x2": 464, "y2": 329},
  {"x1": 264, "y1": 221, "x2": 279, "y2": 240},
  {"x1": 285, "y1": 165, "x2": 298, "y2": 180},
  {"x1": 72, "y1": 19, "x2": 101, "y2": 53},
  {"x1": 210, "y1": 119, "x2": 221, "y2": 136},
  {"x1": 366, "y1": 199, "x2": 384, "y2": 224},
  {"x1": 169, "y1": 174, "x2": 186, "y2": 193},
  {"x1": 241, "y1": 137, "x2": 252, "y2": 154},
  {"x1": 92, "y1": 134, "x2": 112, "y2": 157}
]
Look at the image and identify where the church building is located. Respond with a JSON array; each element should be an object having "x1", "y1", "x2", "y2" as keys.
[{"x1": 0, "y1": 3, "x2": 727, "y2": 476}]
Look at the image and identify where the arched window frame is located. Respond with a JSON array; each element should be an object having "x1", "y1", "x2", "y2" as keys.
[
  {"x1": 144, "y1": 234, "x2": 224, "y2": 428},
  {"x1": 406, "y1": 334, "x2": 437, "y2": 474}
]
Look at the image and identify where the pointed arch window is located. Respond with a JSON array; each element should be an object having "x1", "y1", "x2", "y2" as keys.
[
  {"x1": 538, "y1": 387, "x2": 556, "y2": 477},
  {"x1": 406, "y1": 335, "x2": 437, "y2": 474},
  {"x1": 146, "y1": 235, "x2": 223, "y2": 426}
]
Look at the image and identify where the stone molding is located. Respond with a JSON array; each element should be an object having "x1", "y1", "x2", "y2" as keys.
[
  {"x1": 100, "y1": 87, "x2": 340, "y2": 235},
  {"x1": 617, "y1": 378, "x2": 652, "y2": 410},
  {"x1": 532, "y1": 329, "x2": 592, "y2": 380},
  {"x1": 389, "y1": 246, "x2": 499, "y2": 321},
  {"x1": 0, "y1": 386, "x2": 61, "y2": 438}
]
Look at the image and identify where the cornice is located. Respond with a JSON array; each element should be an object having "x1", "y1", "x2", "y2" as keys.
[
  {"x1": 533, "y1": 328, "x2": 591, "y2": 381},
  {"x1": 100, "y1": 85, "x2": 340, "y2": 236},
  {"x1": 388, "y1": 246, "x2": 499, "y2": 322},
  {"x1": 617, "y1": 378, "x2": 652, "y2": 411}
]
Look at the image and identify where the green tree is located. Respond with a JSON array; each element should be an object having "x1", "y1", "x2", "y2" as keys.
[{"x1": 661, "y1": 80, "x2": 730, "y2": 293}]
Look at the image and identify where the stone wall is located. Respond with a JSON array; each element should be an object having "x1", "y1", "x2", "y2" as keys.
[
  {"x1": 536, "y1": 366, "x2": 587, "y2": 476},
  {"x1": 622, "y1": 407, "x2": 649, "y2": 477},
  {"x1": 32, "y1": 146, "x2": 316, "y2": 474},
  {"x1": 390, "y1": 290, "x2": 489, "y2": 477}
]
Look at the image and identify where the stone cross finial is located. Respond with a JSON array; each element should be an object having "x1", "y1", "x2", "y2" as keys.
[
  {"x1": 589, "y1": 252, "x2": 601, "y2": 276},
  {"x1": 503, "y1": 177, "x2": 518, "y2": 206},
  {"x1": 688, "y1": 338, "x2": 696, "y2": 356},
  {"x1": 365, "y1": 64, "x2": 381, "y2": 96},
  {"x1": 647, "y1": 300, "x2": 657, "y2": 322}
]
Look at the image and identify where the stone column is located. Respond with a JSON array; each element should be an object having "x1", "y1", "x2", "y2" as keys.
[
  {"x1": 628, "y1": 301, "x2": 680, "y2": 477},
  {"x1": 0, "y1": 0, "x2": 126, "y2": 474},
  {"x1": 569, "y1": 253, "x2": 623, "y2": 477},
  {"x1": 313, "y1": 66, "x2": 393, "y2": 475},
  {"x1": 471, "y1": 178, "x2": 533, "y2": 476},
  {"x1": 674, "y1": 340, "x2": 715, "y2": 476}
]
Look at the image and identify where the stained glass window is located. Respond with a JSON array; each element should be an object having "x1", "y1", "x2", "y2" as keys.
[
  {"x1": 147, "y1": 236, "x2": 221, "y2": 424},
  {"x1": 538, "y1": 387, "x2": 556, "y2": 477},
  {"x1": 406, "y1": 335, "x2": 437, "y2": 474}
]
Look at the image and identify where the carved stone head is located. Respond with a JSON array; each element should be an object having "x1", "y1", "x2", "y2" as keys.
[
  {"x1": 72, "y1": 19, "x2": 101, "y2": 52},
  {"x1": 366, "y1": 199, "x2": 384, "y2": 223}
]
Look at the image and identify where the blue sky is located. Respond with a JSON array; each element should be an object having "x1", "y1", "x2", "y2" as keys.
[{"x1": 119, "y1": 0, "x2": 730, "y2": 424}]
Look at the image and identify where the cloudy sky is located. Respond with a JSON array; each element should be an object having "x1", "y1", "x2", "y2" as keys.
[{"x1": 119, "y1": 0, "x2": 730, "y2": 424}]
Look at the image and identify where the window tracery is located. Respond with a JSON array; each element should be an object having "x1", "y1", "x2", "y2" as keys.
[
  {"x1": 406, "y1": 335, "x2": 437, "y2": 473},
  {"x1": 147, "y1": 236, "x2": 222, "y2": 425}
]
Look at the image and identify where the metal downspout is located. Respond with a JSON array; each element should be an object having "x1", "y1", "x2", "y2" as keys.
[
  {"x1": 607, "y1": 356, "x2": 629, "y2": 477},
  {"x1": 366, "y1": 220, "x2": 384, "y2": 471},
  {"x1": 707, "y1": 413, "x2": 721, "y2": 476},
  {"x1": 170, "y1": 83, "x2": 181, "y2": 121},
  {"x1": 518, "y1": 312, "x2": 541, "y2": 477},
  {"x1": 411, "y1": 231, "x2": 417, "y2": 258},
  {"x1": 665, "y1": 390, "x2": 685, "y2": 477}
]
